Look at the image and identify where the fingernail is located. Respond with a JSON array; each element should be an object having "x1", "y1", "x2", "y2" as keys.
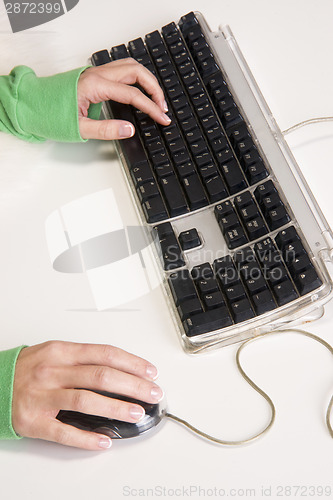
[
  {"x1": 146, "y1": 364, "x2": 158, "y2": 380},
  {"x1": 161, "y1": 113, "x2": 171, "y2": 124},
  {"x1": 151, "y1": 386, "x2": 164, "y2": 402},
  {"x1": 163, "y1": 100, "x2": 168, "y2": 112},
  {"x1": 99, "y1": 437, "x2": 112, "y2": 449},
  {"x1": 130, "y1": 405, "x2": 145, "y2": 421},
  {"x1": 119, "y1": 123, "x2": 135, "y2": 138}
]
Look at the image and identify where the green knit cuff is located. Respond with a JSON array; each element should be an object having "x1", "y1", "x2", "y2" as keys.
[
  {"x1": 12, "y1": 65, "x2": 102, "y2": 143},
  {"x1": 0, "y1": 346, "x2": 27, "y2": 440}
]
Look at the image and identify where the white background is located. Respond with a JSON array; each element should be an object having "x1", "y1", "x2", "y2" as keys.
[{"x1": 0, "y1": 1, "x2": 333, "y2": 499}]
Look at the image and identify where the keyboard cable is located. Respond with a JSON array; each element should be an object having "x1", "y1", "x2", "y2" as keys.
[
  {"x1": 282, "y1": 116, "x2": 333, "y2": 135},
  {"x1": 165, "y1": 327, "x2": 333, "y2": 446}
]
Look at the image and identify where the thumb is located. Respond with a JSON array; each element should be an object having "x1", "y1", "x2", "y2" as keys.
[{"x1": 79, "y1": 117, "x2": 135, "y2": 141}]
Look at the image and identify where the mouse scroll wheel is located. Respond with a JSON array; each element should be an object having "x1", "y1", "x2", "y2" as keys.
[{"x1": 94, "y1": 426, "x2": 122, "y2": 438}]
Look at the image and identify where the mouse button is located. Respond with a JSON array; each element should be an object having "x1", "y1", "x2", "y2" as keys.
[{"x1": 94, "y1": 426, "x2": 122, "y2": 439}]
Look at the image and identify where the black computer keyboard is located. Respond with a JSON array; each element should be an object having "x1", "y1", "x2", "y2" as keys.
[{"x1": 91, "y1": 12, "x2": 332, "y2": 352}]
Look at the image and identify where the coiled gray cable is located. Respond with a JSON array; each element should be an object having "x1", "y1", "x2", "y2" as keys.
[{"x1": 165, "y1": 328, "x2": 333, "y2": 445}]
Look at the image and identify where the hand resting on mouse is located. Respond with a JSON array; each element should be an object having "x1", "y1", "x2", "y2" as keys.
[{"x1": 12, "y1": 341, "x2": 163, "y2": 450}]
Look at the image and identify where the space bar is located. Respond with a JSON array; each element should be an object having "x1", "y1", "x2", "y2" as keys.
[{"x1": 106, "y1": 100, "x2": 147, "y2": 167}]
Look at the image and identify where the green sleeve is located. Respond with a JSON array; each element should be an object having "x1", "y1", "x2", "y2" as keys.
[
  {"x1": 0, "y1": 65, "x2": 102, "y2": 143},
  {"x1": 0, "y1": 346, "x2": 26, "y2": 440}
]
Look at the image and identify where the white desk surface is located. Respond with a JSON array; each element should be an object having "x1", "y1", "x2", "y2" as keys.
[{"x1": 1, "y1": 1, "x2": 333, "y2": 499}]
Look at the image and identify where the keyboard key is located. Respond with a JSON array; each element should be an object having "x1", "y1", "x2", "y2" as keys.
[
  {"x1": 244, "y1": 217, "x2": 268, "y2": 240},
  {"x1": 191, "y1": 262, "x2": 214, "y2": 280},
  {"x1": 233, "y1": 247, "x2": 257, "y2": 266},
  {"x1": 151, "y1": 151, "x2": 170, "y2": 167},
  {"x1": 259, "y1": 249, "x2": 283, "y2": 271},
  {"x1": 196, "y1": 277, "x2": 219, "y2": 296},
  {"x1": 214, "y1": 200, "x2": 234, "y2": 220},
  {"x1": 177, "y1": 297, "x2": 203, "y2": 321},
  {"x1": 145, "y1": 30, "x2": 164, "y2": 49},
  {"x1": 199, "y1": 163, "x2": 219, "y2": 180},
  {"x1": 288, "y1": 254, "x2": 313, "y2": 279},
  {"x1": 239, "y1": 261, "x2": 262, "y2": 281},
  {"x1": 230, "y1": 298, "x2": 255, "y2": 323},
  {"x1": 128, "y1": 38, "x2": 147, "y2": 57},
  {"x1": 266, "y1": 265, "x2": 289, "y2": 286},
  {"x1": 214, "y1": 256, "x2": 240, "y2": 287},
  {"x1": 183, "y1": 307, "x2": 233, "y2": 337},
  {"x1": 238, "y1": 203, "x2": 262, "y2": 222},
  {"x1": 130, "y1": 161, "x2": 154, "y2": 186},
  {"x1": 137, "y1": 181, "x2": 160, "y2": 202},
  {"x1": 275, "y1": 226, "x2": 301, "y2": 250},
  {"x1": 294, "y1": 268, "x2": 322, "y2": 295},
  {"x1": 283, "y1": 240, "x2": 307, "y2": 264},
  {"x1": 159, "y1": 176, "x2": 189, "y2": 217},
  {"x1": 168, "y1": 269, "x2": 197, "y2": 305},
  {"x1": 162, "y1": 22, "x2": 179, "y2": 38},
  {"x1": 203, "y1": 291, "x2": 225, "y2": 310},
  {"x1": 154, "y1": 163, "x2": 175, "y2": 179},
  {"x1": 92, "y1": 50, "x2": 111, "y2": 66},
  {"x1": 266, "y1": 205, "x2": 291, "y2": 230},
  {"x1": 245, "y1": 275, "x2": 268, "y2": 295},
  {"x1": 261, "y1": 192, "x2": 283, "y2": 215},
  {"x1": 251, "y1": 289, "x2": 276, "y2": 315},
  {"x1": 204, "y1": 175, "x2": 228, "y2": 202},
  {"x1": 246, "y1": 162, "x2": 269, "y2": 184},
  {"x1": 142, "y1": 196, "x2": 168, "y2": 223},
  {"x1": 159, "y1": 234, "x2": 185, "y2": 270},
  {"x1": 146, "y1": 139, "x2": 164, "y2": 156},
  {"x1": 221, "y1": 106, "x2": 243, "y2": 129},
  {"x1": 111, "y1": 44, "x2": 128, "y2": 60},
  {"x1": 224, "y1": 283, "x2": 247, "y2": 303},
  {"x1": 218, "y1": 159, "x2": 247, "y2": 194},
  {"x1": 154, "y1": 222, "x2": 174, "y2": 239},
  {"x1": 179, "y1": 228, "x2": 201, "y2": 250},
  {"x1": 254, "y1": 180, "x2": 277, "y2": 204},
  {"x1": 234, "y1": 191, "x2": 254, "y2": 210},
  {"x1": 254, "y1": 237, "x2": 277, "y2": 259},
  {"x1": 176, "y1": 162, "x2": 196, "y2": 178},
  {"x1": 224, "y1": 225, "x2": 248, "y2": 249},
  {"x1": 228, "y1": 122, "x2": 251, "y2": 144},
  {"x1": 218, "y1": 213, "x2": 240, "y2": 233},
  {"x1": 181, "y1": 174, "x2": 208, "y2": 210},
  {"x1": 273, "y1": 279, "x2": 298, "y2": 306},
  {"x1": 172, "y1": 150, "x2": 191, "y2": 166}
]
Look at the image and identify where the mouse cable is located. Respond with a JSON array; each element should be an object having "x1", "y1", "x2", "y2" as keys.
[
  {"x1": 282, "y1": 116, "x2": 333, "y2": 135},
  {"x1": 165, "y1": 328, "x2": 333, "y2": 446}
]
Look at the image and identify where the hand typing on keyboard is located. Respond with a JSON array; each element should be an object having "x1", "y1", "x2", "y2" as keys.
[
  {"x1": 11, "y1": 341, "x2": 162, "y2": 450},
  {"x1": 77, "y1": 58, "x2": 171, "y2": 141}
]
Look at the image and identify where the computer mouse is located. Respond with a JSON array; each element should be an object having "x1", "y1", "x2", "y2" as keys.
[{"x1": 56, "y1": 391, "x2": 167, "y2": 439}]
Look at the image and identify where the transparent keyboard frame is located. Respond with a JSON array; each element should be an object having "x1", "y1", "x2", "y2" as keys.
[{"x1": 97, "y1": 12, "x2": 333, "y2": 353}]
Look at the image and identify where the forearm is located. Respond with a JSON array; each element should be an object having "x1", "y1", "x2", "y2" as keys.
[
  {"x1": 0, "y1": 65, "x2": 102, "y2": 143},
  {"x1": 0, "y1": 346, "x2": 26, "y2": 440}
]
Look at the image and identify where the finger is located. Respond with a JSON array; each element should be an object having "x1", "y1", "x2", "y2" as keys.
[
  {"x1": 90, "y1": 79, "x2": 171, "y2": 125},
  {"x1": 44, "y1": 341, "x2": 159, "y2": 381},
  {"x1": 37, "y1": 418, "x2": 113, "y2": 450},
  {"x1": 97, "y1": 59, "x2": 167, "y2": 111},
  {"x1": 52, "y1": 389, "x2": 146, "y2": 422},
  {"x1": 55, "y1": 365, "x2": 163, "y2": 404},
  {"x1": 79, "y1": 117, "x2": 135, "y2": 141}
]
